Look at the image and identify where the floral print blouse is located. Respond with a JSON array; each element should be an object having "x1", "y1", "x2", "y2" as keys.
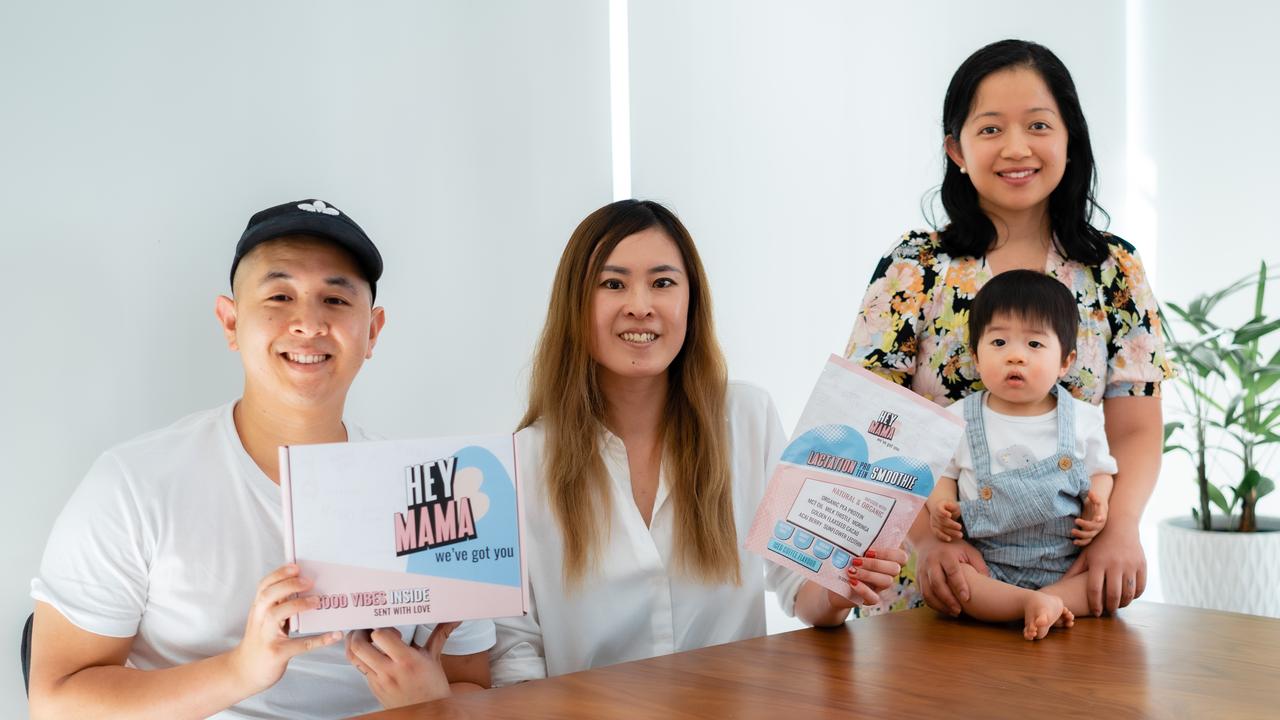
[
  {"x1": 842, "y1": 230, "x2": 1173, "y2": 618},
  {"x1": 845, "y1": 230, "x2": 1174, "y2": 407}
]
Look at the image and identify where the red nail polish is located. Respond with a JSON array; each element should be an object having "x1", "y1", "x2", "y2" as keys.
[
  {"x1": 865, "y1": 550, "x2": 877, "y2": 559},
  {"x1": 851, "y1": 577, "x2": 860, "y2": 585},
  {"x1": 852, "y1": 557, "x2": 864, "y2": 566}
]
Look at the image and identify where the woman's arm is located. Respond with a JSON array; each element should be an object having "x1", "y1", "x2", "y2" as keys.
[
  {"x1": 906, "y1": 509, "x2": 990, "y2": 617},
  {"x1": 1062, "y1": 238, "x2": 1169, "y2": 614},
  {"x1": 792, "y1": 548, "x2": 909, "y2": 627},
  {"x1": 442, "y1": 651, "x2": 490, "y2": 693},
  {"x1": 1062, "y1": 395, "x2": 1162, "y2": 615}
]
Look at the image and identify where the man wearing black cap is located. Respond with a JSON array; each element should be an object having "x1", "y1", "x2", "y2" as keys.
[{"x1": 29, "y1": 200, "x2": 493, "y2": 718}]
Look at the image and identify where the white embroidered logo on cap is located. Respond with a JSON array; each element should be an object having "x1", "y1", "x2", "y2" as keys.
[{"x1": 298, "y1": 200, "x2": 340, "y2": 216}]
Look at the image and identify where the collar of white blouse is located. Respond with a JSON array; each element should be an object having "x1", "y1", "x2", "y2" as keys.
[{"x1": 599, "y1": 428, "x2": 672, "y2": 532}]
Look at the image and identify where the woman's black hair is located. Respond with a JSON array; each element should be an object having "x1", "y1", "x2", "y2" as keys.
[{"x1": 935, "y1": 39, "x2": 1109, "y2": 265}]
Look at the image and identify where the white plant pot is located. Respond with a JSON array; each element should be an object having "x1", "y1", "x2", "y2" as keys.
[{"x1": 1157, "y1": 515, "x2": 1280, "y2": 618}]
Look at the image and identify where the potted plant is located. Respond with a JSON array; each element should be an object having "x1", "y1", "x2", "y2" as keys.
[{"x1": 1159, "y1": 261, "x2": 1280, "y2": 617}]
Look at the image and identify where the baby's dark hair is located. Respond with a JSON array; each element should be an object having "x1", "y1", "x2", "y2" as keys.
[{"x1": 969, "y1": 270, "x2": 1078, "y2": 362}]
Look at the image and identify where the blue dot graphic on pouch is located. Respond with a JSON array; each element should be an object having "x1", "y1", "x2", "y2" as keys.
[
  {"x1": 782, "y1": 424, "x2": 869, "y2": 466},
  {"x1": 405, "y1": 445, "x2": 521, "y2": 587}
]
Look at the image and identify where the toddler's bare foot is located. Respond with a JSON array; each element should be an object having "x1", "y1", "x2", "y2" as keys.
[
  {"x1": 1053, "y1": 604, "x2": 1075, "y2": 629},
  {"x1": 1022, "y1": 591, "x2": 1070, "y2": 640}
]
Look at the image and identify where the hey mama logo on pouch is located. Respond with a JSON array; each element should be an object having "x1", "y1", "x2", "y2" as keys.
[{"x1": 867, "y1": 410, "x2": 899, "y2": 442}]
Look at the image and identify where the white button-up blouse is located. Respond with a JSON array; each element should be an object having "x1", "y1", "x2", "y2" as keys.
[{"x1": 491, "y1": 382, "x2": 804, "y2": 685}]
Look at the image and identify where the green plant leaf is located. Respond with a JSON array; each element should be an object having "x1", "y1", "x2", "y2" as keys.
[
  {"x1": 1222, "y1": 349, "x2": 1245, "y2": 379},
  {"x1": 1236, "y1": 469, "x2": 1261, "y2": 500},
  {"x1": 1187, "y1": 347, "x2": 1225, "y2": 379},
  {"x1": 1257, "y1": 474, "x2": 1275, "y2": 500},
  {"x1": 1173, "y1": 299, "x2": 1217, "y2": 334},
  {"x1": 1254, "y1": 261, "x2": 1267, "y2": 319},
  {"x1": 1254, "y1": 371, "x2": 1280, "y2": 395},
  {"x1": 1208, "y1": 483, "x2": 1232, "y2": 515},
  {"x1": 1232, "y1": 317, "x2": 1280, "y2": 346},
  {"x1": 1164, "y1": 263, "x2": 1280, "y2": 523},
  {"x1": 1222, "y1": 393, "x2": 1244, "y2": 426}
]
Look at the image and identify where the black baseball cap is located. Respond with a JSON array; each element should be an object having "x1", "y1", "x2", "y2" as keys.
[{"x1": 231, "y1": 199, "x2": 383, "y2": 301}]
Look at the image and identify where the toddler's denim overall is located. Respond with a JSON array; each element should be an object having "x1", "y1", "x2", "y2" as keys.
[{"x1": 959, "y1": 386, "x2": 1090, "y2": 590}]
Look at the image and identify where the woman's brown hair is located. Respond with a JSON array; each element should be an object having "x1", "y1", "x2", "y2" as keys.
[{"x1": 519, "y1": 199, "x2": 739, "y2": 586}]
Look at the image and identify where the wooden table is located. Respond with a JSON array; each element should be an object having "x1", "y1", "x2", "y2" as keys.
[{"x1": 357, "y1": 602, "x2": 1279, "y2": 719}]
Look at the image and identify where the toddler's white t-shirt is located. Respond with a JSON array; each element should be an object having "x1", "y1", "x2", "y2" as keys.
[{"x1": 942, "y1": 393, "x2": 1117, "y2": 502}]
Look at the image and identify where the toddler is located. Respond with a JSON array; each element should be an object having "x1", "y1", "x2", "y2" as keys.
[{"x1": 926, "y1": 269, "x2": 1114, "y2": 640}]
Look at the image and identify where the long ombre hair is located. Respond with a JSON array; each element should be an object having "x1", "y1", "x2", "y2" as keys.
[{"x1": 519, "y1": 199, "x2": 739, "y2": 586}]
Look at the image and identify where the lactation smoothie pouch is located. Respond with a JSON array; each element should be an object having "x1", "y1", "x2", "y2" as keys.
[{"x1": 746, "y1": 355, "x2": 964, "y2": 602}]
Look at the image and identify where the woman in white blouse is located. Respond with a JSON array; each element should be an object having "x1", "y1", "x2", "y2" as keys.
[{"x1": 490, "y1": 200, "x2": 907, "y2": 685}]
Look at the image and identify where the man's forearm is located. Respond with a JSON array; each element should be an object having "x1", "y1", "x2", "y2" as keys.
[{"x1": 31, "y1": 651, "x2": 251, "y2": 720}]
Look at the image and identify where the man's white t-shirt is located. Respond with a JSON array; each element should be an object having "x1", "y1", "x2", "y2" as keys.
[
  {"x1": 32, "y1": 401, "x2": 495, "y2": 719},
  {"x1": 942, "y1": 393, "x2": 1118, "y2": 502}
]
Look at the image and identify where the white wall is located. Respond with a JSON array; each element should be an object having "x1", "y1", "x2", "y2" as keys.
[{"x1": 1, "y1": 0, "x2": 611, "y2": 706}]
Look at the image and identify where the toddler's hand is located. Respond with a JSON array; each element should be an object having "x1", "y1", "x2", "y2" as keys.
[
  {"x1": 1072, "y1": 490, "x2": 1108, "y2": 546},
  {"x1": 929, "y1": 500, "x2": 964, "y2": 543}
]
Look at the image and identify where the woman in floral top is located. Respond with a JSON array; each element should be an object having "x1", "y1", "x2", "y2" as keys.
[{"x1": 845, "y1": 40, "x2": 1172, "y2": 619}]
